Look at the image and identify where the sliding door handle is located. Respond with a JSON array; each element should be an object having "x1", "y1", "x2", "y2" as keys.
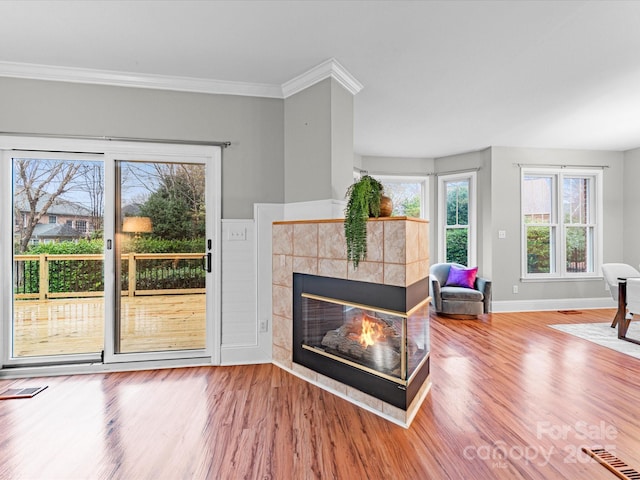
[{"x1": 202, "y1": 252, "x2": 212, "y2": 273}]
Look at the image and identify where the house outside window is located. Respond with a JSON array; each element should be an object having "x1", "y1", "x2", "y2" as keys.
[
  {"x1": 438, "y1": 171, "x2": 476, "y2": 266},
  {"x1": 521, "y1": 168, "x2": 602, "y2": 278}
]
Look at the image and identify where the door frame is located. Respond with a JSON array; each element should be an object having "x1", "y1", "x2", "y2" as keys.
[{"x1": 0, "y1": 135, "x2": 221, "y2": 370}]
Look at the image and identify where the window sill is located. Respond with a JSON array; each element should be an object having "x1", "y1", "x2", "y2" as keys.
[{"x1": 521, "y1": 276, "x2": 603, "y2": 282}]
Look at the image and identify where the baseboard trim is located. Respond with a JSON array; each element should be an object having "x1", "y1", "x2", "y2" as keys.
[
  {"x1": 0, "y1": 357, "x2": 214, "y2": 380},
  {"x1": 491, "y1": 297, "x2": 616, "y2": 313},
  {"x1": 221, "y1": 345, "x2": 271, "y2": 365}
]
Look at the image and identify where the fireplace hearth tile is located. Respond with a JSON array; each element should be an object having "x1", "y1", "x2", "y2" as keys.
[
  {"x1": 272, "y1": 224, "x2": 293, "y2": 255},
  {"x1": 383, "y1": 221, "x2": 407, "y2": 264},
  {"x1": 272, "y1": 284, "x2": 292, "y2": 319},
  {"x1": 383, "y1": 263, "x2": 406, "y2": 287},
  {"x1": 366, "y1": 221, "x2": 384, "y2": 262},
  {"x1": 316, "y1": 373, "x2": 348, "y2": 395},
  {"x1": 272, "y1": 254, "x2": 293, "y2": 287},
  {"x1": 406, "y1": 221, "x2": 421, "y2": 263},
  {"x1": 382, "y1": 402, "x2": 405, "y2": 423},
  {"x1": 293, "y1": 256, "x2": 318, "y2": 275},
  {"x1": 293, "y1": 223, "x2": 319, "y2": 257},
  {"x1": 346, "y1": 386, "x2": 383, "y2": 411},
  {"x1": 318, "y1": 259, "x2": 348, "y2": 279},
  {"x1": 347, "y1": 261, "x2": 384, "y2": 283},
  {"x1": 419, "y1": 223, "x2": 428, "y2": 259},
  {"x1": 406, "y1": 261, "x2": 422, "y2": 286},
  {"x1": 292, "y1": 363, "x2": 318, "y2": 381},
  {"x1": 273, "y1": 345, "x2": 292, "y2": 369},
  {"x1": 272, "y1": 314, "x2": 292, "y2": 351},
  {"x1": 318, "y1": 222, "x2": 347, "y2": 259}
]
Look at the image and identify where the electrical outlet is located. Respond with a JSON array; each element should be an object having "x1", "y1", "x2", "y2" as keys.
[
  {"x1": 498, "y1": 230, "x2": 507, "y2": 239},
  {"x1": 228, "y1": 227, "x2": 246, "y2": 241},
  {"x1": 512, "y1": 285, "x2": 519, "y2": 294},
  {"x1": 259, "y1": 318, "x2": 268, "y2": 332}
]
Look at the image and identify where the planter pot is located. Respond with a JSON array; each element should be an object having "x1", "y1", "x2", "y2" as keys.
[{"x1": 379, "y1": 195, "x2": 393, "y2": 217}]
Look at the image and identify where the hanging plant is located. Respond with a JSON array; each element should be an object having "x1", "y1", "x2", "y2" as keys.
[{"x1": 344, "y1": 175, "x2": 385, "y2": 269}]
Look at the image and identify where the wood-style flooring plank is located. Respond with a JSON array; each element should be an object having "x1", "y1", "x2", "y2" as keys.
[{"x1": 0, "y1": 308, "x2": 639, "y2": 479}]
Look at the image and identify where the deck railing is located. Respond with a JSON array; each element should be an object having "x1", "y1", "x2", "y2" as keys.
[{"x1": 14, "y1": 253, "x2": 206, "y2": 300}]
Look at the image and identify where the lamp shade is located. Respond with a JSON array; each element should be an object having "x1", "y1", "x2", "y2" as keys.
[{"x1": 122, "y1": 216, "x2": 152, "y2": 233}]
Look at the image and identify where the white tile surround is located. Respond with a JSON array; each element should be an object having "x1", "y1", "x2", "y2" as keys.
[{"x1": 272, "y1": 217, "x2": 431, "y2": 427}]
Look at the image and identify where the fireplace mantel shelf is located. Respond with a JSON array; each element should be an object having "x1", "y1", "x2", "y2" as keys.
[{"x1": 273, "y1": 216, "x2": 428, "y2": 225}]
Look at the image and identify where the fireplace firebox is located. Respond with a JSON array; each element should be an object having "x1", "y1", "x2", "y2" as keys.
[{"x1": 293, "y1": 273, "x2": 430, "y2": 410}]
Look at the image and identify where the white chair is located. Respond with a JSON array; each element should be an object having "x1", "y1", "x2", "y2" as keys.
[
  {"x1": 601, "y1": 263, "x2": 640, "y2": 327},
  {"x1": 626, "y1": 278, "x2": 640, "y2": 316}
]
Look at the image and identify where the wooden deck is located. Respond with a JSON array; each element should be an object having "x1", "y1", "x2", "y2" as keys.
[
  {"x1": 1, "y1": 308, "x2": 639, "y2": 479},
  {"x1": 12, "y1": 294, "x2": 205, "y2": 357}
]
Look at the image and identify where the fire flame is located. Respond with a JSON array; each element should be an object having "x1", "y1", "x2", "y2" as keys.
[{"x1": 359, "y1": 315, "x2": 385, "y2": 348}]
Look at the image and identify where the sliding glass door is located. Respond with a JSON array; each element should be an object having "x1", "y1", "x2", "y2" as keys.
[
  {"x1": 113, "y1": 159, "x2": 208, "y2": 357},
  {"x1": 10, "y1": 152, "x2": 105, "y2": 361},
  {"x1": 1, "y1": 138, "x2": 221, "y2": 368}
]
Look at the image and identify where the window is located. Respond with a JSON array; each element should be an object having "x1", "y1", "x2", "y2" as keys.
[
  {"x1": 76, "y1": 220, "x2": 87, "y2": 234},
  {"x1": 521, "y1": 168, "x2": 602, "y2": 278},
  {"x1": 48, "y1": 215, "x2": 57, "y2": 224},
  {"x1": 375, "y1": 175, "x2": 429, "y2": 219},
  {"x1": 438, "y1": 172, "x2": 476, "y2": 266}
]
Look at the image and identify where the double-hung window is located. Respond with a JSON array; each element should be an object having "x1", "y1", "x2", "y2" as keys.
[
  {"x1": 521, "y1": 168, "x2": 602, "y2": 278},
  {"x1": 438, "y1": 171, "x2": 476, "y2": 266}
]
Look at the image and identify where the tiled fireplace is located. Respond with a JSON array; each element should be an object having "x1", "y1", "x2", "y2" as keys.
[{"x1": 272, "y1": 217, "x2": 431, "y2": 426}]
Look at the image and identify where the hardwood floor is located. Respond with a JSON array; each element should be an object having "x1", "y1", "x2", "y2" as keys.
[{"x1": 0, "y1": 309, "x2": 639, "y2": 479}]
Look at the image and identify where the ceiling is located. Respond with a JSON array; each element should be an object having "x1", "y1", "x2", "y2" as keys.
[{"x1": 1, "y1": 0, "x2": 640, "y2": 158}]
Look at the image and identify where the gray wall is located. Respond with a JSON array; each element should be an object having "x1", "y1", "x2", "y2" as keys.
[
  {"x1": 284, "y1": 79, "x2": 332, "y2": 203},
  {"x1": 623, "y1": 147, "x2": 640, "y2": 268},
  {"x1": 330, "y1": 79, "x2": 355, "y2": 202},
  {"x1": 490, "y1": 147, "x2": 624, "y2": 302},
  {"x1": 0, "y1": 77, "x2": 284, "y2": 219},
  {"x1": 284, "y1": 78, "x2": 355, "y2": 203},
  {"x1": 360, "y1": 156, "x2": 434, "y2": 176}
]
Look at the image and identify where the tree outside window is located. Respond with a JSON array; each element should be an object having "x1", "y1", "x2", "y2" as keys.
[
  {"x1": 372, "y1": 175, "x2": 428, "y2": 219},
  {"x1": 439, "y1": 172, "x2": 475, "y2": 266}
]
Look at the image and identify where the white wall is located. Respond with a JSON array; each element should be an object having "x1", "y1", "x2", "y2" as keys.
[{"x1": 220, "y1": 219, "x2": 272, "y2": 364}]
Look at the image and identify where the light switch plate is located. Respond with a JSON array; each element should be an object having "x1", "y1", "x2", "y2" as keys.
[{"x1": 228, "y1": 227, "x2": 247, "y2": 241}]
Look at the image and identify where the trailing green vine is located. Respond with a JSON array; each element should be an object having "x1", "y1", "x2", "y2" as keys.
[{"x1": 344, "y1": 175, "x2": 384, "y2": 269}]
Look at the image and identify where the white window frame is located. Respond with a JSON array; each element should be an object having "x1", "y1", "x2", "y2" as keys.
[
  {"x1": 374, "y1": 174, "x2": 429, "y2": 220},
  {"x1": 520, "y1": 167, "x2": 603, "y2": 279},
  {"x1": 0, "y1": 136, "x2": 222, "y2": 371},
  {"x1": 438, "y1": 171, "x2": 477, "y2": 266}
]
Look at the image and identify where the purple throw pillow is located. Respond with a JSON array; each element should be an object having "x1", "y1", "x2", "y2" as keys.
[{"x1": 445, "y1": 265, "x2": 478, "y2": 289}]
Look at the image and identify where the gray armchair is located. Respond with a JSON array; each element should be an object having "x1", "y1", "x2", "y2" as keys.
[{"x1": 430, "y1": 263, "x2": 491, "y2": 318}]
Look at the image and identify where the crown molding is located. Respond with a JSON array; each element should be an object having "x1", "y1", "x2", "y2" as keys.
[
  {"x1": 0, "y1": 58, "x2": 363, "y2": 99},
  {"x1": 0, "y1": 61, "x2": 284, "y2": 98},
  {"x1": 281, "y1": 57, "x2": 363, "y2": 98}
]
